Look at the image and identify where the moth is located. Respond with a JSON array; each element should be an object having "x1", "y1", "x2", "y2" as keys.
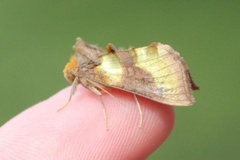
[{"x1": 59, "y1": 38, "x2": 199, "y2": 129}]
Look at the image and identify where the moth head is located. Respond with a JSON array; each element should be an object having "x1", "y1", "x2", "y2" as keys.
[{"x1": 63, "y1": 55, "x2": 78, "y2": 83}]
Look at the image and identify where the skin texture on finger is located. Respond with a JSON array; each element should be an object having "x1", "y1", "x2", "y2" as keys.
[{"x1": 0, "y1": 86, "x2": 175, "y2": 160}]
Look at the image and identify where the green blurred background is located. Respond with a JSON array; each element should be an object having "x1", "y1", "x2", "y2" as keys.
[{"x1": 0, "y1": 0, "x2": 239, "y2": 159}]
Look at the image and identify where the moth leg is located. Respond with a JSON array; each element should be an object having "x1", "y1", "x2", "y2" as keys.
[
  {"x1": 87, "y1": 85, "x2": 109, "y2": 131},
  {"x1": 57, "y1": 77, "x2": 79, "y2": 112},
  {"x1": 86, "y1": 78, "x2": 125, "y2": 104},
  {"x1": 106, "y1": 43, "x2": 116, "y2": 53},
  {"x1": 133, "y1": 94, "x2": 143, "y2": 128},
  {"x1": 98, "y1": 94, "x2": 108, "y2": 131}
]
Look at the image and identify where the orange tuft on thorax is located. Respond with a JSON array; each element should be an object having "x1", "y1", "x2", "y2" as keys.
[{"x1": 63, "y1": 55, "x2": 78, "y2": 83}]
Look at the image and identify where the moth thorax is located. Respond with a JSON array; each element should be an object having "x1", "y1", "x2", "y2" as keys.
[{"x1": 63, "y1": 55, "x2": 78, "y2": 83}]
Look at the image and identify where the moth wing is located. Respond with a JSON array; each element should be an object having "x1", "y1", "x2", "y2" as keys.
[{"x1": 92, "y1": 43, "x2": 196, "y2": 106}]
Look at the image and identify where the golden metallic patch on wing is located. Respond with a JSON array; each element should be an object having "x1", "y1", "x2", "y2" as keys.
[
  {"x1": 93, "y1": 53, "x2": 123, "y2": 86},
  {"x1": 131, "y1": 43, "x2": 194, "y2": 105}
]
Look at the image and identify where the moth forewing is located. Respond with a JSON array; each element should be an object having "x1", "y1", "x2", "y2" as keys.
[{"x1": 92, "y1": 42, "x2": 197, "y2": 106}]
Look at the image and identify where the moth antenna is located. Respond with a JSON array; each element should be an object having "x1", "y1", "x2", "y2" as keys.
[
  {"x1": 133, "y1": 94, "x2": 143, "y2": 128},
  {"x1": 57, "y1": 77, "x2": 79, "y2": 112},
  {"x1": 98, "y1": 95, "x2": 109, "y2": 131}
]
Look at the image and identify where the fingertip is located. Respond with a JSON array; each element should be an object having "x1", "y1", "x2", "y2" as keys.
[{"x1": 49, "y1": 86, "x2": 175, "y2": 159}]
